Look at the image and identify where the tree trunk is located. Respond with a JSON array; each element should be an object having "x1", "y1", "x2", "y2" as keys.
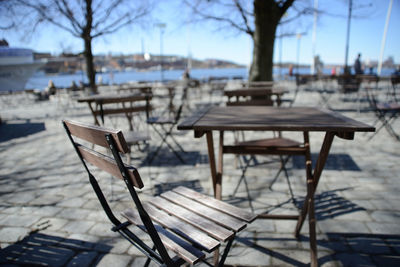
[
  {"x1": 249, "y1": 0, "x2": 280, "y2": 82},
  {"x1": 83, "y1": 36, "x2": 96, "y2": 94},
  {"x1": 83, "y1": 0, "x2": 97, "y2": 94}
]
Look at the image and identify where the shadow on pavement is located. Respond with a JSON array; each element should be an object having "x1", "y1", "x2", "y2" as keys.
[
  {"x1": 293, "y1": 153, "x2": 361, "y2": 171},
  {"x1": 235, "y1": 232, "x2": 400, "y2": 266},
  {"x1": 0, "y1": 231, "x2": 111, "y2": 266},
  {"x1": 0, "y1": 121, "x2": 46, "y2": 143}
]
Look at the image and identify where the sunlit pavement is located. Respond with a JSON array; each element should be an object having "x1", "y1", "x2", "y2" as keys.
[{"x1": 1, "y1": 81, "x2": 399, "y2": 266}]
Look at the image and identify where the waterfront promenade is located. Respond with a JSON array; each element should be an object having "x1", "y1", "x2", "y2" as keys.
[{"x1": 1, "y1": 80, "x2": 399, "y2": 266}]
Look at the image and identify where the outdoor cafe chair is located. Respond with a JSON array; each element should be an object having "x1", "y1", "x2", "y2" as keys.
[
  {"x1": 146, "y1": 87, "x2": 188, "y2": 164},
  {"x1": 223, "y1": 88, "x2": 305, "y2": 209},
  {"x1": 63, "y1": 119, "x2": 256, "y2": 266},
  {"x1": 365, "y1": 86, "x2": 400, "y2": 141}
]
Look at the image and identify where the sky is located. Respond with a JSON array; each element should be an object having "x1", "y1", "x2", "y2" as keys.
[{"x1": 2, "y1": 0, "x2": 400, "y2": 66}]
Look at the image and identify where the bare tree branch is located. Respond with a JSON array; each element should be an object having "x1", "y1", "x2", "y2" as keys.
[
  {"x1": 233, "y1": 0, "x2": 254, "y2": 35},
  {"x1": 184, "y1": 0, "x2": 252, "y2": 36}
]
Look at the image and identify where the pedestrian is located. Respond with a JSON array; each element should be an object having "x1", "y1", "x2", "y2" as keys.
[{"x1": 354, "y1": 53, "x2": 363, "y2": 75}]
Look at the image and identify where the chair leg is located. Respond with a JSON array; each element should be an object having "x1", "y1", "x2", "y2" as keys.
[
  {"x1": 218, "y1": 237, "x2": 235, "y2": 267},
  {"x1": 147, "y1": 125, "x2": 185, "y2": 164}
]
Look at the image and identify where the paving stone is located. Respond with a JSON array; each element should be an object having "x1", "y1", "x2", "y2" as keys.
[
  {"x1": 57, "y1": 208, "x2": 92, "y2": 220},
  {"x1": 88, "y1": 222, "x2": 118, "y2": 237},
  {"x1": 0, "y1": 214, "x2": 40, "y2": 228},
  {"x1": 66, "y1": 251, "x2": 98, "y2": 267},
  {"x1": 0, "y1": 227, "x2": 30, "y2": 243},
  {"x1": 34, "y1": 217, "x2": 69, "y2": 232},
  {"x1": 346, "y1": 236, "x2": 392, "y2": 254},
  {"x1": 318, "y1": 220, "x2": 371, "y2": 234},
  {"x1": 95, "y1": 253, "x2": 132, "y2": 267},
  {"x1": 367, "y1": 222, "x2": 400, "y2": 235},
  {"x1": 57, "y1": 197, "x2": 88, "y2": 208},
  {"x1": 332, "y1": 252, "x2": 375, "y2": 267},
  {"x1": 224, "y1": 245, "x2": 272, "y2": 266},
  {"x1": 370, "y1": 210, "x2": 400, "y2": 223},
  {"x1": 62, "y1": 220, "x2": 96, "y2": 234}
]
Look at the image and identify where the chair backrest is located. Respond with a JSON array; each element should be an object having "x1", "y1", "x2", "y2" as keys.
[
  {"x1": 63, "y1": 119, "x2": 174, "y2": 265},
  {"x1": 63, "y1": 119, "x2": 143, "y2": 188},
  {"x1": 224, "y1": 88, "x2": 275, "y2": 106}
]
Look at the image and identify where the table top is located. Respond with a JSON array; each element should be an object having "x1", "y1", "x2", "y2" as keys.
[
  {"x1": 178, "y1": 106, "x2": 375, "y2": 133},
  {"x1": 77, "y1": 93, "x2": 151, "y2": 104}
]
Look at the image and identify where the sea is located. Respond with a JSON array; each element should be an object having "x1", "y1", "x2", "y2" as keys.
[{"x1": 26, "y1": 67, "x2": 397, "y2": 90}]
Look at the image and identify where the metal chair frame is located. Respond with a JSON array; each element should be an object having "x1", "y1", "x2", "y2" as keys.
[{"x1": 63, "y1": 121, "x2": 238, "y2": 267}]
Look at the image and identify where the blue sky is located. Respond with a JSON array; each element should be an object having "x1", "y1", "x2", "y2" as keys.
[{"x1": 3, "y1": 0, "x2": 399, "y2": 66}]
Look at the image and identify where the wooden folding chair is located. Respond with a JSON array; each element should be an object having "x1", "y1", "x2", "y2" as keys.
[
  {"x1": 365, "y1": 86, "x2": 400, "y2": 141},
  {"x1": 63, "y1": 120, "x2": 255, "y2": 266},
  {"x1": 146, "y1": 87, "x2": 188, "y2": 164},
  {"x1": 223, "y1": 88, "x2": 306, "y2": 210}
]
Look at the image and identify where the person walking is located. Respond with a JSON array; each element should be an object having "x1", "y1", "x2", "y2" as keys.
[{"x1": 354, "y1": 53, "x2": 364, "y2": 75}]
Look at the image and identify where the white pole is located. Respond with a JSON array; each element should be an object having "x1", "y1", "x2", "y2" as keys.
[
  {"x1": 377, "y1": 0, "x2": 393, "y2": 76},
  {"x1": 311, "y1": 0, "x2": 318, "y2": 74}
]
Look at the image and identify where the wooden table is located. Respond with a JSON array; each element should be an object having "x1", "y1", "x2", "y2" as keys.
[
  {"x1": 178, "y1": 106, "x2": 375, "y2": 267},
  {"x1": 77, "y1": 93, "x2": 151, "y2": 126}
]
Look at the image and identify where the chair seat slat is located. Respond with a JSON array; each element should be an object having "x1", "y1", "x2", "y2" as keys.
[
  {"x1": 121, "y1": 209, "x2": 205, "y2": 265},
  {"x1": 161, "y1": 191, "x2": 247, "y2": 232},
  {"x1": 172, "y1": 186, "x2": 257, "y2": 223},
  {"x1": 150, "y1": 196, "x2": 234, "y2": 242},
  {"x1": 142, "y1": 203, "x2": 220, "y2": 252}
]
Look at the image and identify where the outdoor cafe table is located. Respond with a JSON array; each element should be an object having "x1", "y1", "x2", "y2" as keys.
[
  {"x1": 77, "y1": 93, "x2": 151, "y2": 126},
  {"x1": 177, "y1": 106, "x2": 375, "y2": 267}
]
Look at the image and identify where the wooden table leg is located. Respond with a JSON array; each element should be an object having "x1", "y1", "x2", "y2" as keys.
[
  {"x1": 206, "y1": 131, "x2": 219, "y2": 199},
  {"x1": 87, "y1": 102, "x2": 100, "y2": 126},
  {"x1": 295, "y1": 132, "x2": 335, "y2": 267}
]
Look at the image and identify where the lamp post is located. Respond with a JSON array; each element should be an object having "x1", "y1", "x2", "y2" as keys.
[
  {"x1": 296, "y1": 33, "x2": 302, "y2": 75},
  {"x1": 155, "y1": 23, "x2": 166, "y2": 82},
  {"x1": 344, "y1": 0, "x2": 353, "y2": 74}
]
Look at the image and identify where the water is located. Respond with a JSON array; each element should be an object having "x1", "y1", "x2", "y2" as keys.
[
  {"x1": 26, "y1": 68, "x2": 249, "y2": 90},
  {"x1": 26, "y1": 67, "x2": 397, "y2": 90}
]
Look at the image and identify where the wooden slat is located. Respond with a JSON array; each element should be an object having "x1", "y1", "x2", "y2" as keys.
[
  {"x1": 172, "y1": 186, "x2": 256, "y2": 223},
  {"x1": 143, "y1": 203, "x2": 220, "y2": 252},
  {"x1": 193, "y1": 106, "x2": 376, "y2": 132},
  {"x1": 150, "y1": 196, "x2": 234, "y2": 242},
  {"x1": 223, "y1": 145, "x2": 307, "y2": 156},
  {"x1": 92, "y1": 105, "x2": 148, "y2": 116},
  {"x1": 177, "y1": 105, "x2": 211, "y2": 130},
  {"x1": 224, "y1": 88, "x2": 272, "y2": 97},
  {"x1": 160, "y1": 191, "x2": 246, "y2": 232},
  {"x1": 77, "y1": 144, "x2": 143, "y2": 189},
  {"x1": 227, "y1": 100, "x2": 273, "y2": 106},
  {"x1": 121, "y1": 209, "x2": 205, "y2": 265},
  {"x1": 63, "y1": 119, "x2": 129, "y2": 153}
]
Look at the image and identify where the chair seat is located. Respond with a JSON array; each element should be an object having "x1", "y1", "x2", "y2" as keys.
[
  {"x1": 121, "y1": 186, "x2": 256, "y2": 265},
  {"x1": 124, "y1": 131, "x2": 150, "y2": 144},
  {"x1": 235, "y1": 137, "x2": 303, "y2": 148}
]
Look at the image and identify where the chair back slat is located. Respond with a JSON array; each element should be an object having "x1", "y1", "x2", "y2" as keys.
[
  {"x1": 64, "y1": 120, "x2": 129, "y2": 153},
  {"x1": 64, "y1": 120, "x2": 144, "y2": 189},
  {"x1": 77, "y1": 144, "x2": 143, "y2": 188}
]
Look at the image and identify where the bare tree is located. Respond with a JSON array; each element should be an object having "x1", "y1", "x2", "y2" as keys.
[
  {"x1": 2, "y1": 0, "x2": 151, "y2": 93},
  {"x1": 185, "y1": 0, "x2": 314, "y2": 81}
]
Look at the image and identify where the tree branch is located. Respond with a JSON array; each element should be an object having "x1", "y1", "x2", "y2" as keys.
[{"x1": 233, "y1": 0, "x2": 254, "y2": 35}]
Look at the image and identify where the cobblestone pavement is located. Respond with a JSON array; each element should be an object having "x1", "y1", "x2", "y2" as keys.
[{"x1": 1, "y1": 81, "x2": 400, "y2": 266}]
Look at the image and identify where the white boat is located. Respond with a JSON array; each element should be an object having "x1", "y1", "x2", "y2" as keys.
[{"x1": 0, "y1": 47, "x2": 45, "y2": 92}]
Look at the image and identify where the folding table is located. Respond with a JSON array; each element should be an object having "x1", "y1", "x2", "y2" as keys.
[{"x1": 178, "y1": 106, "x2": 375, "y2": 267}]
